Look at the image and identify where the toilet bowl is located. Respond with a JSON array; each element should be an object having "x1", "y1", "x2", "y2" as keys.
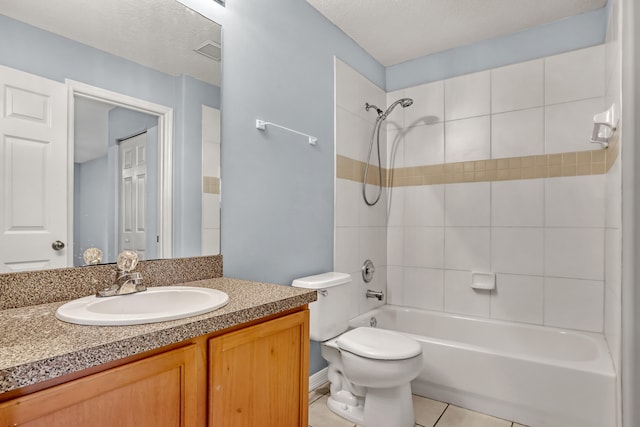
[
  {"x1": 292, "y1": 272, "x2": 423, "y2": 427},
  {"x1": 323, "y1": 327, "x2": 423, "y2": 427}
]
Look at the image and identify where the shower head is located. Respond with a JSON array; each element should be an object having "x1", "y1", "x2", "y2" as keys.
[
  {"x1": 381, "y1": 97, "x2": 413, "y2": 119},
  {"x1": 399, "y1": 98, "x2": 413, "y2": 108},
  {"x1": 365, "y1": 98, "x2": 413, "y2": 120}
]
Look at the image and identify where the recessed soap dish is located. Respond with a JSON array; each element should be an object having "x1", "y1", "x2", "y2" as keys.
[{"x1": 471, "y1": 272, "x2": 495, "y2": 290}]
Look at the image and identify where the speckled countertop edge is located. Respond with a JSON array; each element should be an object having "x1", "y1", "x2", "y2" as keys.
[{"x1": 0, "y1": 277, "x2": 316, "y2": 394}]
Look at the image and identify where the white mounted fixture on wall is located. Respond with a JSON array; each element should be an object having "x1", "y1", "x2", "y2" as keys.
[
  {"x1": 256, "y1": 119, "x2": 317, "y2": 145},
  {"x1": 590, "y1": 104, "x2": 618, "y2": 149},
  {"x1": 470, "y1": 271, "x2": 496, "y2": 291}
]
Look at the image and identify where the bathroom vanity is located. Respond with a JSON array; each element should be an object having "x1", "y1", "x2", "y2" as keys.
[{"x1": 0, "y1": 273, "x2": 315, "y2": 427}]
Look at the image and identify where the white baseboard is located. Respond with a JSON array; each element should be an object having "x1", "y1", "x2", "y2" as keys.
[{"x1": 309, "y1": 367, "x2": 328, "y2": 391}]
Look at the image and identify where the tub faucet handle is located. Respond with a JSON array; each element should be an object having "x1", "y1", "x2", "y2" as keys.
[{"x1": 362, "y1": 259, "x2": 375, "y2": 283}]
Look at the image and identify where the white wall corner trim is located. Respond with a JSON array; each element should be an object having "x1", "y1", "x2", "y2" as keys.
[{"x1": 309, "y1": 367, "x2": 328, "y2": 392}]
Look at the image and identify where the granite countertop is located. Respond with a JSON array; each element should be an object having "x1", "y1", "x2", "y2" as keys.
[{"x1": 0, "y1": 277, "x2": 316, "y2": 394}]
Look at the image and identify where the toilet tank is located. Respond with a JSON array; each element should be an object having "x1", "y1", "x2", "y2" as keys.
[{"x1": 292, "y1": 272, "x2": 351, "y2": 341}]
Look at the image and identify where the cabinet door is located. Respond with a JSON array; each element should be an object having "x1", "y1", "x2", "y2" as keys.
[
  {"x1": 210, "y1": 310, "x2": 310, "y2": 427},
  {"x1": 0, "y1": 345, "x2": 199, "y2": 427}
]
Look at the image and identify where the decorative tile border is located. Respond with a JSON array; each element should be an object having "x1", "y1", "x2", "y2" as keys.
[
  {"x1": 337, "y1": 134, "x2": 619, "y2": 187},
  {"x1": 203, "y1": 176, "x2": 220, "y2": 194}
]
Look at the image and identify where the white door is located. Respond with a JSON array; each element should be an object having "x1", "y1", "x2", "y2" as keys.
[
  {"x1": 0, "y1": 66, "x2": 68, "y2": 272},
  {"x1": 119, "y1": 132, "x2": 147, "y2": 260}
]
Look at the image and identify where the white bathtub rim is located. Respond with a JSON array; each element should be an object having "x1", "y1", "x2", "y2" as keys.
[{"x1": 350, "y1": 304, "x2": 615, "y2": 377}]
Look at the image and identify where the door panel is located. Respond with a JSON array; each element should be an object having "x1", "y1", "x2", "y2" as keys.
[
  {"x1": 119, "y1": 132, "x2": 147, "y2": 259},
  {"x1": 0, "y1": 66, "x2": 68, "y2": 272}
]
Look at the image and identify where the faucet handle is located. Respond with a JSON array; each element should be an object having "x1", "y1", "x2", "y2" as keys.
[
  {"x1": 117, "y1": 250, "x2": 139, "y2": 273},
  {"x1": 83, "y1": 247, "x2": 103, "y2": 265}
]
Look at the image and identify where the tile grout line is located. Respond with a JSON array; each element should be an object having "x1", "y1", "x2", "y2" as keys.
[
  {"x1": 431, "y1": 403, "x2": 449, "y2": 427},
  {"x1": 308, "y1": 393, "x2": 525, "y2": 426}
]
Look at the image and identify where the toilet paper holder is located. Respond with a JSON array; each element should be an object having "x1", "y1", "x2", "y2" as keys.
[{"x1": 590, "y1": 104, "x2": 618, "y2": 149}]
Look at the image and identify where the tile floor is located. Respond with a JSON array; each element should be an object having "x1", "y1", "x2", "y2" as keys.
[{"x1": 308, "y1": 384, "x2": 528, "y2": 427}]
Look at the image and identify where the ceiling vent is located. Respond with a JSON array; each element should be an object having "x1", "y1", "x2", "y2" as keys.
[{"x1": 194, "y1": 40, "x2": 221, "y2": 61}]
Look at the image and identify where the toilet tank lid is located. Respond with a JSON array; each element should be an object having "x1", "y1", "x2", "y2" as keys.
[
  {"x1": 337, "y1": 327, "x2": 422, "y2": 360},
  {"x1": 291, "y1": 272, "x2": 351, "y2": 289}
]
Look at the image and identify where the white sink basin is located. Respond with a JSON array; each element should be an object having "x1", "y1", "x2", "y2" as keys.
[{"x1": 55, "y1": 286, "x2": 229, "y2": 326}]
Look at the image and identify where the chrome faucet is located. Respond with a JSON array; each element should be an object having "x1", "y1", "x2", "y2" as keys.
[
  {"x1": 97, "y1": 271, "x2": 145, "y2": 297},
  {"x1": 96, "y1": 250, "x2": 146, "y2": 297},
  {"x1": 366, "y1": 289, "x2": 384, "y2": 301}
]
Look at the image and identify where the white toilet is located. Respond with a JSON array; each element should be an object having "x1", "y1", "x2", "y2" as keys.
[{"x1": 292, "y1": 272, "x2": 423, "y2": 427}]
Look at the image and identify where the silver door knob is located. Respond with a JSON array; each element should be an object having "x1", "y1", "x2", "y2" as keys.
[{"x1": 52, "y1": 240, "x2": 65, "y2": 251}]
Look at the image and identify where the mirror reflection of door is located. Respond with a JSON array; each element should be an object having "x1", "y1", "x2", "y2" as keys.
[
  {"x1": 73, "y1": 98, "x2": 157, "y2": 266},
  {"x1": 119, "y1": 132, "x2": 147, "y2": 260}
]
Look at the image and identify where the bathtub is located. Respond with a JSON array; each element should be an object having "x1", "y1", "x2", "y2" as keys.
[{"x1": 349, "y1": 305, "x2": 616, "y2": 427}]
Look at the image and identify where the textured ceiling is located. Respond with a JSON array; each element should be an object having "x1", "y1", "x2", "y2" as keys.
[
  {"x1": 306, "y1": 0, "x2": 607, "y2": 66},
  {"x1": 0, "y1": 0, "x2": 222, "y2": 86}
]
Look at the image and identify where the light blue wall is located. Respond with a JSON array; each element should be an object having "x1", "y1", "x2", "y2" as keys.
[
  {"x1": 220, "y1": 0, "x2": 384, "y2": 374},
  {"x1": 74, "y1": 157, "x2": 109, "y2": 266},
  {"x1": 220, "y1": 0, "x2": 384, "y2": 284},
  {"x1": 0, "y1": 15, "x2": 220, "y2": 258},
  {"x1": 0, "y1": 15, "x2": 177, "y2": 109},
  {"x1": 387, "y1": 7, "x2": 610, "y2": 91}
]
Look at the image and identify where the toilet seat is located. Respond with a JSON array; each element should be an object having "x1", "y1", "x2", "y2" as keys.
[{"x1": 336, "y1": 327, "x2": 422, "y2": 360}]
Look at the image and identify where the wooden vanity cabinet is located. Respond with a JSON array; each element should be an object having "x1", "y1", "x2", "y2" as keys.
[
  {"x1": 0, "y1": 308, "x2": 309, "y2": 427},
  {"x1": 0, "y1": 345, "x2": 200, "y2": 427},
  {"x1": 209, "y1": 309, "x2": 309, "y2": 427}
]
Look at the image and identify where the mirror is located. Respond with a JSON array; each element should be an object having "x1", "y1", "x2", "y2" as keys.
[{"x1": 0, "y1": 0, "x2": 222, "y2": 271}]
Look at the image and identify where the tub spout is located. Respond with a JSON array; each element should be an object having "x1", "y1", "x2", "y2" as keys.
[{"x1": 366, "y1": 289, "x2": 384, "y2": 301}]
